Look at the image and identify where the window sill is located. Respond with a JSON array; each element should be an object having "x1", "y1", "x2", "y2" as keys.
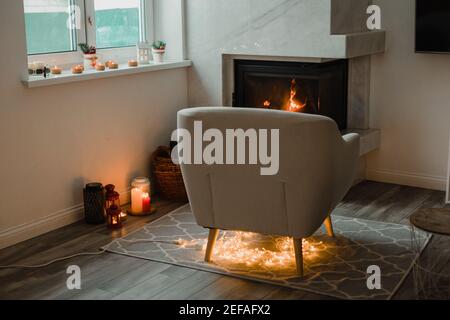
[{"x1": 22, "y1": 60, "x2": 192, "y2": 88}]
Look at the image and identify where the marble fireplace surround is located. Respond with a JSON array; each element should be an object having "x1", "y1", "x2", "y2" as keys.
[{"x1": 187, "y1": 0, "x2": 385, "y2": 157}]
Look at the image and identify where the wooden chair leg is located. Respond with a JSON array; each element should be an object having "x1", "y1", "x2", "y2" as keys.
[
  {"x1": 293, "y1": 238, "x2": 304, "y2": 277},
  {"x1": 204, "y1": 228, "x2": 219, "y2": 262},
  {"x1": 324, "y1": 216, "x2": 335, "y2": 237}
]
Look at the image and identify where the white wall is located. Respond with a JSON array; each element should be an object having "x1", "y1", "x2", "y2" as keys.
[
  {"x1": 367, "y1": 0, "x2": 450, "y2": 190},
  {"x1": 0, "y1": 1, "x2": 188, "y2": 249},
  {"x1": 185, "y1": 0, "x2": 340, "y2": 106},
  {"x1": 154, "y1": 0, "x2": 186, "y2": 61},
  {"x1": 185, "y1": 0, "x2": 379, "y2": 107}
]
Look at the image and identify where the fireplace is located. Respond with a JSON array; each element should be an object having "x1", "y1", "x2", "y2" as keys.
[{"x1": 233, "y1": 59, "x2": 348, "y2": 130}]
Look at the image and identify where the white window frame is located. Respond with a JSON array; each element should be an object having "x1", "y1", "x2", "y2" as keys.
[{"x1": 27, "y1": 0, "x2": 154, "y2": 66}]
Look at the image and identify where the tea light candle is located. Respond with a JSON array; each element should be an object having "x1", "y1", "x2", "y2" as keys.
[
  {"x1": 142, "y1": 192, "x2": 151, "y2": 212},
  {"x1": 71, "y1": 65, "x2": 83, "y2": 74},
  {"x1": 95, "y1": 63, "x2": 105, "y2": 71},
  {"x1": 108, "y1": 62, "x2": 119, "y2": 69},
  {"x1": 51, "y1": 66, "x2": 62, "y2": 75},
  {"x1": 128, "y1": 60, "x2": 138, "y2": 67}
]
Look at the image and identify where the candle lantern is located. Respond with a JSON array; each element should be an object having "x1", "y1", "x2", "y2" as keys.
[
  {"x1": 130, "y1": 177, "x2": 152, "y2": 215},
  {"x1": 106, "y1": 204, "x2": 122, "y2": 229},
  {"x1": 105, "y1": 184, "x2": 127, "y2": 221},
  {"x1": 137, "y1": 42, "x2": 151, "y2": 65},
  {"x1": 105, "y1": 184, "x2": 120, "y2": 209},
  {"x1": 83, "y1": 183, "x2": 105, "y2": 224}
]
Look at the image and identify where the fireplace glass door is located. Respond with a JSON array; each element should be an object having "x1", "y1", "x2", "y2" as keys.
[{"x1": 233, "y1": 59, "x2": 348, "y2": 130}]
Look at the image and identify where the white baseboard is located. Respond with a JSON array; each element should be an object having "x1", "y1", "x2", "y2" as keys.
[
  {"x1": 366, "y1": 168, "x2": 447, "y2": 191},
  {"x1": 0, "y1": 188, "x2": 132, "y2": 250},
  {"x1": 0, "y1": 204, "x2": 84, "y2": 250}
]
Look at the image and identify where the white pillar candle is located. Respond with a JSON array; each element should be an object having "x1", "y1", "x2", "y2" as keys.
[{"x1": 131, "y1": 187, "x2": 143, "y2": 214}]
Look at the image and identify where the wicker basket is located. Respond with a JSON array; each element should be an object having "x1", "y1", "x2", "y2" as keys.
[{"x1": 152, "y1": 146, "x2": 188, "y2": 201}]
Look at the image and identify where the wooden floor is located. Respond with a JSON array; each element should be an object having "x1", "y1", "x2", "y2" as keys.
[{"x1": 0, "y1": 181, "x2": 449, "y2": 300}]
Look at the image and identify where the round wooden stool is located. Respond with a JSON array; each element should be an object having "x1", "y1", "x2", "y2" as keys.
[
  {"x1": 409, "y1": 208, "x2": 450, "y2": 299},
  {"x1": 410, "y1": 208, "x2": 450, "y2": 236}
]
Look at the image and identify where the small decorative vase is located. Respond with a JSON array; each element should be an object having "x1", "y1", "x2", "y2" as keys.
[
  {"x1": 83, "y1": 53, "x2": 98, "y2": 69},
  {"x1": 152, "y1": 48, "x2": 165, "y2": 63}
]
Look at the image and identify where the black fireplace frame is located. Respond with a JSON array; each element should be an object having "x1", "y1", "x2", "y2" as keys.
[{"x1": 233, "y1": 59, "x2": 349, "y2": 130}]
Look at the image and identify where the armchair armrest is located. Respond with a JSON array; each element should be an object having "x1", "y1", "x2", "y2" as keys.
[
  {"x1": 330, "y1": 133, "x2": 361, "y2": 208},
  {"x1": 343, "y1": 133, "x2": 360, "y2": 146},
  {"x1": 342, "y1": 132, "x2": 360, "y2": 163}
]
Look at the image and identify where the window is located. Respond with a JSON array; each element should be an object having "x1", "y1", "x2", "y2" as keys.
[
  {"x1": 24, "y1": 0, "x2": 77, "y2": 54},
  {"x1": 24, "y1": 0, "x2": 153, "y2": 62},
  {"x1": 93, "y1": 0, "x2": 141, "y2": 49}
]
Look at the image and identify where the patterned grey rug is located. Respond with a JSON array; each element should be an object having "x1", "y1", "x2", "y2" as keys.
[{"x1": 105, "y1": 205, "x2": 430, "y2": 300}]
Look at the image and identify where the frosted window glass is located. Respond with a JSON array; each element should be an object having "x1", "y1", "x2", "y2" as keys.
[
  {"x1": 94, "y1": 0, "x2": 140, "y2": 49},
  {"x1": 24, "y1": 0, "x2": 75, "y2": 54}
]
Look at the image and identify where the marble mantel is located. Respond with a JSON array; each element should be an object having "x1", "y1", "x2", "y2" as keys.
[{"x1": 217, "y1": 29, "x2": 385, "y2": 60}]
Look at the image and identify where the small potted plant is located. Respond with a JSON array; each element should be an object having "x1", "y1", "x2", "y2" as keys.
[
  {"x1": 152, "y1": 40, "x2": 166, "y2": 63},
  {"x1": 79, "y1": 43, "x2": 97, "y2": 69}
]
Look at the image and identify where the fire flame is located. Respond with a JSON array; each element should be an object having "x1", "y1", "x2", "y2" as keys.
[
  {"x1": 287, "y1": 79, "x2": 307, "y2": 112},
  {"x1": 262, "y1": 79, "x2": 307, "y2": 112}
]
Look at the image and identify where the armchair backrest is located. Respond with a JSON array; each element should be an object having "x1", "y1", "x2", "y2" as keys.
[{"x1": 178, "y1": 107, "x2": 358, "y2": 238}]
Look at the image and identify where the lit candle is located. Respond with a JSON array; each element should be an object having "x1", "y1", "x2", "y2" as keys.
[
  {"x1": 142, "y1": 192, "x2": 151, "y2": 212},
  {"x1": 131, "y1": 187, "x2": 143, "y2": 214},
  {"x1": 95, "y1": 63, "x2": 105, "y2": 71},
  {"x1": 106, "y1": 204, "x2": 122, "y2": 229},
  {"x1": 128, "y1": 60, "x2": 138, "y2": 67},
  {"x1": 130, "y1": 177, "x2": 151, "y2": 216},
  {"x1": 72, "y1": 65, "x2": 84, "y2": 74},
  {"x1": 51, "y1": 66, "x2": 62, "y2": 75},
  {"x1": 108, "y1": 61, "x2": 119, "y2": 69}
]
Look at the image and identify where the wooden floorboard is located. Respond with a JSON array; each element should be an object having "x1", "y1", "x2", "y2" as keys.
[
  {"x1": 0, "y1": 183, "x2": 448, "y2": 300},
  {"x1": 189, "y1": 276, "x2": 276, "y2": 300},
  {"x1": 111, "y1": 266, "x2": 198, "y2": 300},
  {"x1": 97, "y1": 260, "x2": 172, "y2": 295}
]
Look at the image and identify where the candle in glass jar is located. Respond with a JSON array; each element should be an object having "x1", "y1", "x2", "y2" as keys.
[
  {"x1": 130, "y1": 177, "x2": 151, "y2": 215},
  {"x1": 142, "y1": 192, "x2": 151, "y2": 212}
]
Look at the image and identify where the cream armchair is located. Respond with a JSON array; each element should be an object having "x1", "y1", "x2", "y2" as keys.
[{"x1": 177, "y1": 107, "x2": 360, "y2": 276}]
